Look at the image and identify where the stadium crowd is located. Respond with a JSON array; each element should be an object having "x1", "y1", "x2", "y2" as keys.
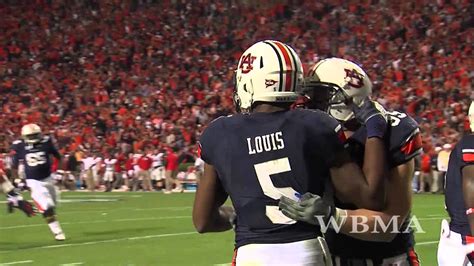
[{"x1": 0, "y1": 0, "x2": 472, "y2": 191}]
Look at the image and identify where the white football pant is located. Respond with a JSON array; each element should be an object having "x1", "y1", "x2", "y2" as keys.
[
  {"x1": 103, "y1": 171, "x2": 114, "y2": 182},
  {"x1": 26, "y1": 177, "x2": 58, "y2": 213},
  {"x1": 438, "y1": 219, "x2": 473, "y2": 266},
  {"x1": 234, "y1": 237, "x2": 331, "y2": 266}
]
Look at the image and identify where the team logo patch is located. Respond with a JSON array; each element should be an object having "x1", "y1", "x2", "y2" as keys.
[
  {"x1": 344, "y1": 68, "x2": 364, "y2": 88},
  {"x1": 239, "y1": 53, "x2": 256, "y2": 74},
  {"x1": 265, "y1": 79, "x2": 278, "y2": 88},
  {"x1": 462, "y1": 149, "x2": 474, "y2": 163}
]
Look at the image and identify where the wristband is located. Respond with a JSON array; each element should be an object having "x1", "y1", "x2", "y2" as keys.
[
  {"x1": 365, "y1": 115, "x2": 387, "y2": 139},
  {"x1": 321, "y1": 207, "x2": 347, "y2": 229}
]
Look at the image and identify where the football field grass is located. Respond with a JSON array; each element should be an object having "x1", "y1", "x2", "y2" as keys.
[{"x1": 0, "y1": 192, "x2": 445, "y2": 265}]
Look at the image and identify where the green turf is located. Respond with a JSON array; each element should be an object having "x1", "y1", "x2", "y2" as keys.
[{"x1": 0, "y1": 193, "x2": 444, "y2": 265}]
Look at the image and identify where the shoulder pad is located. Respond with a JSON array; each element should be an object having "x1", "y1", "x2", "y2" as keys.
[
  {"x1": 209, "y1": 115, "x2": 228, "y2": 124},
  {"x1": 461, "y1": 135, "x2": 474, "y2": 163},
  {"x1": 12, "y1": 139, "x2": 22, "y2": 145},
  {"x1": 40, "y1": 135, "x2": 51, "y2": 143}
]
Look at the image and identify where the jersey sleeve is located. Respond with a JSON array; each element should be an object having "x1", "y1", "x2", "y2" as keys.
[
  {"x1": 460, "y1": 135, "x2": 474, "y2": 168},
  {"x1": 10, "y1": 140, "x2": 21, "y2": 168},
  {"x1": 46, "y1": 136, "x2": 61, "y2": 159},
  {"x1": 389, "y1": 115, "x2": 423, "y2": 167},
  {"x1": 198, "y1": 116, "x2": 225, "y2": 165}
]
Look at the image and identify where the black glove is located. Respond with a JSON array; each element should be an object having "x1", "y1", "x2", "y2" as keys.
[{"x1": 350, "y1": 98, "x2": 388, "y2": 138}]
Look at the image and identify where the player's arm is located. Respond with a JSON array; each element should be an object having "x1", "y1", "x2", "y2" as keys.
[
  {"x1": 49, "y1": 137, "x2": 62, "y2": 161},
  {"x1": 463, "y1": 164, "x2": 474, "y2": 235},
  {"x1": 192, "y1": 163, "x2": 234, "y2": 233},
  {"x1": 279, "y1": 159, "x2": 409, "y2": 236},
  {"x1": 337, "y1": 158, "x2": 414, "y2": 241},
  {"x1": 10, "y1": 145, "x2": 20, "y2": 180},
  {"x1": 331, "y1": 100, "x2": 388, "y2": 211},
  {"x1": 330, "y1": 138, "x2": 386, "y2": 211}
]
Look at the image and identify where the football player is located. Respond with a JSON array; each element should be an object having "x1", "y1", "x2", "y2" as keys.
[
  {"x1": 438, "y1": 101, "x2": 474, "y2": 265},
  {"x1": 11, "y1": 124, "x2": 66, "y2": 241},
  {"x1": 103, "y1": 152, "x2": 117, "y2": 192},
  {"x1": 193, "y1": 41, "x2": 390, "y2": 265},
  {"x1": 1, "y1": 169, "x2": 35, "y2": 216},
  {"x1": 279, "y1": 58, "x2": 422, "y2": 265}
]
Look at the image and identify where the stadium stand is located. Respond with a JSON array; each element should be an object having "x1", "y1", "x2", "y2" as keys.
[{"x1": 0, "y1": 0, "x2": 472, "y2": 191}]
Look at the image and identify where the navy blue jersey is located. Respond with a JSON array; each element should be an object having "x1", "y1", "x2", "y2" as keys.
[
  {"x1": 445, "y1": 134, "x2": 474, "y2": 236},
  {"x1": 11, "y1": 136, "x2": 61, "y2": 181},
  {"x1": 199, "y1": 109, "x2": 346, "y2": 248},
  {"x1": 326, "y1": 111, "x2": 422, "y2": 259}
]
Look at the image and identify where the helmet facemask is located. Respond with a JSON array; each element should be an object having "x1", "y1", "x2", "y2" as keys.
[
  {"x1": 23, "y1": 133, "x2": 41, "y2": 144},
  {"x1": 304, "y1": 82, "x2": 337, "y2": 111},
  {"x1": 304, "y1": 81, "x2": 363, "y2": 131}
]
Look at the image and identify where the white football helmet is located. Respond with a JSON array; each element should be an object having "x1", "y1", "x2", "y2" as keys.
[
  {"x1": 234, "y1": 40, "x2": 303, "y2": 112},
  {"x1": 469, "y1": 101, "x2": 474, "y2": 132},
  {"x1": 305, "y1": 58, "x2": 372, "y2": 122},
  {"x1": 21, "y1": 123, "x2": 42, "y2": 144}
]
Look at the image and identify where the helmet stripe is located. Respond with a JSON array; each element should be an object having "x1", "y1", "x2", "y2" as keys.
[
  {"x1": 272, "y1": 41, "x2": 294, "y2": 92},
  {"x1": 287, "y1": 45, "x2": 299, "y2": 92},
  {"x1": 263, "y1": 41, "x2": 284, "y2": 92}
]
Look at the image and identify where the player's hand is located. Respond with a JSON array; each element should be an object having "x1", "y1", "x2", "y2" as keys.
[
  {"x1": 350, "y1": 98, "x2": 388, "y2": 138},
  {"x1": 278, "y1": 193, "x2": 332, "y2": 225}
]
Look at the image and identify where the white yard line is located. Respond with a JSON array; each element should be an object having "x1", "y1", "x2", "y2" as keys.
[
  {"x1": 60, "y1": 206, "x2": 191, "y2": 214},
  {"x1": 0, "y1": 232, "x2": 196, "y2": 254},
  {"x1": 115, "y1": 215, "x2": 189, "y2": 222},
  {"x1": 417, "y1": 240, "x2": 438, "y2": 246},
  {"x1": 0, "y1": 216, "x2": 191, "y2": 230},
  {"x1": 62, "y1": 195, "x2": 124, "y2": 198},
  {"x1": 0, "y1": 260, "x2": 34, "y2": 265},
  {"x1": 59, "y1": 262, "x2": 84, "y2": 266},
  {"x1": 417, "y1": 217, "x2": 447, "y2": 221}
]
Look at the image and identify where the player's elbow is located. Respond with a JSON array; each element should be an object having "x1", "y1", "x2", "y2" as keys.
[
  {"x1": 194, "y1": 224, "x2": 208, "y2": 234},
  {"x1": 193, "y1": 219, "x2": 206, "y2": 233},
  {"x1": 192, "y1": 216, "x2": 211, "y2": 233}
]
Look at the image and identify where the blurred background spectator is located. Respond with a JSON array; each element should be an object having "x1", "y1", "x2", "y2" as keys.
[{"x1": 0, "y1": 0, "x2": 472, "y2": 191}]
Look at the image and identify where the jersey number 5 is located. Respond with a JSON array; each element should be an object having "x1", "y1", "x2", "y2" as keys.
[
  {"x1": 254, "y1": 157, "x2": 298, "y2": 224},
  {"x1": 25, "y1": 152, "x2": 47, "y2": 167}
]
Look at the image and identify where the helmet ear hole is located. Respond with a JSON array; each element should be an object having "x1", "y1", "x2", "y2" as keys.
[{"x1": 259, "y1": 56, "x2": 264, "y2": 69}]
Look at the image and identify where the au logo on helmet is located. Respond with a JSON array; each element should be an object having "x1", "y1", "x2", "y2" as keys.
[
  {"x1": 239, "y1": 53, "x2": 256, "y2": 74},
  {"x1": 344, "y1": 68, "x2": 364, "y2": 88}
]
